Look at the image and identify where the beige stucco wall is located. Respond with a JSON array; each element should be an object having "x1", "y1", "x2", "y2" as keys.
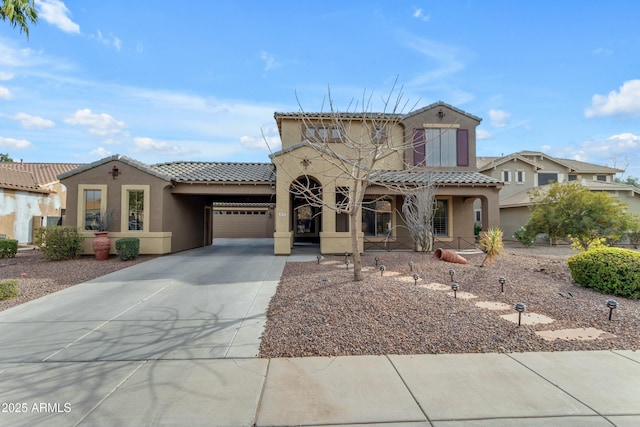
[
  {"x1": 400, "y1": 105, "x2": 480, "y2": 172},
  {"x1": 62, "y1": 160, "x2": 173, "y2": 255}
]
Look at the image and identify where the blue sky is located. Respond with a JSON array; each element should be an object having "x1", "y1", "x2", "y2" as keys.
[{"x1": 1, "y1": 1, "x2": 640, "y2": 177}]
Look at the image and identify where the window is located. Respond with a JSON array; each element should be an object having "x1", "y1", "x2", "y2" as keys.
[
  {"x1": 433, "y1": 199, "x2": 449, "y2": 237},
  {"x1": 371, "y1": 125, "x2": 387, "y2": 144},
  {"x1": 568, "y1": 174, "x2": 577, "y2": 181},
  {"x1": 502, "y1": 170, "x2": 511, "y2": 183},
  {"x1": 516, "y1": 170, "x2": 525, "y2": 183},
  {"x1": 538, "y1": 173, "x2": 558, "y2": 185},
  {"x1": 121, "y1": 185, "x2": 150, "y2": 232},
  {"x1": 127, "y1": 190, "x2": 144, "y2": 230},
  {"x1": 304, "y1": 125, "x2": 341, "y2": 142},
  {"x1": 413, "y1": 128, "x2": 468, "y2": 167},
  {"x1": 596, "y1": 175, "x2": 607, "y2": 182},
  {"x1": 362, "y1": 198, "x2": 392, "y2": 237},
  {"x1": 78, "y1": 184, "x2": 107, "y2": 231},
  {"x1": 336, "y1": 187, "x2": 349, "y2": 232},
  {"x1": 474, "y1": 209, "x2": 481, "y2": 223}
]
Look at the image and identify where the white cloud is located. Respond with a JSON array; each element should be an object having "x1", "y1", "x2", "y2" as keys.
[
  {"x1": 476, "y1": 129, "x2": 491, "y2": 139},
  {"x1": 133, "y1": 137, "x2": 189, "y2": 155},
  {"x1": 0, "y1": 136, "x2": 32, "y2": 149},
  {"x1": 413, "y1": 8, "x2": 430, "y2": 22},
  {"x1": 0, "y1": 86, "x2": 12, "y2": 99},
  {"x1": 12, "y1": 112, "x2": 55, "y2": 129},
  {"x1": 403, "y1": 36, "x2": 465, "y2": 85},
  {"x1": 585, "y1": 80, "x2": 640, "y2": 118},
  {"x1": 0, "y1": 72, "x2": 13, "y2": 80},
  {"x1": 35, "y1": 0, "x2": 80, "y2": 34},
  {"x1": 64, "y1": 108, "x2": 126, "y2": 136},
  {"x1": 91, "y1": 30, "x2": 122, "y2": 51},
  {"x1": 240, "y1": 126, "x2": 281, "y2": 151},
  {"x1": 489, "y1": 109, "x2": 510, "y2": 128},
  {"x1": 89, "y1": 147, "x2": 111, "y2": 158},
  {"x1": 260, "y1": 51, "x2": 281, "y2": 72}
]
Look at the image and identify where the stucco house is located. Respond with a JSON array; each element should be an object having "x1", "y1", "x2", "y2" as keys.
[
  {"x1": 59, "y1": 101, "x2": 503, "y2": 256},
  {"x1": 477, "y1": 151, "x2": 639, "y2": 240},
  {"x1": 0, "y1": 162, "x2": 81, "y2": 243}
]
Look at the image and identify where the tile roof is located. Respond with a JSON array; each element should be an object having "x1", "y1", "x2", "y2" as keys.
[
  {"x1": 372, "y1": 170, "x2": 503, "y2": 186},
  {"x1": 477, "y1": 151, "x2": 622, "y2": 174},
  {"x1": 0, "y1": 162, "x2": 83, "y2": 185},
  {"x1": 0, "y1": 168, "x2": 50, "y2": 193},
  {"x1": 151, "y1": 161, "x2": 276, "y2": 182}
]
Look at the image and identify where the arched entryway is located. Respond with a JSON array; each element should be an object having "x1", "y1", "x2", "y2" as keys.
[{"x1": 291, "y1": 176, "x2": 322, "y2": 244}]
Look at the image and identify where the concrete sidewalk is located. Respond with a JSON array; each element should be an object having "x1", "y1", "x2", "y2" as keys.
[{"x1": 1, "y1": 350, "x2": 639, "y2": 426}]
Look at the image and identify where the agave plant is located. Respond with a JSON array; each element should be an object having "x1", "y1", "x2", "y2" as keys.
[{"x1": 479, "y1": 227, "x2": 504, "y2": 267}]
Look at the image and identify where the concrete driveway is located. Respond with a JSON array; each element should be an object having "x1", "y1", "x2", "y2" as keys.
[{"x1": 0, "y1": 238, "x2": 284, "y2": 363}]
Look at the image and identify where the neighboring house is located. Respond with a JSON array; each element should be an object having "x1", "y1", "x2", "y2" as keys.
[
  {"x1": 0, "y1": 162, "x2": 82, "y2": 243},
  {"x1": 477, "y1": 151, "x2": 639, "y2": 239},
  {"x1": 60, "y1": 101, "x2": 503, "y2": 256}
]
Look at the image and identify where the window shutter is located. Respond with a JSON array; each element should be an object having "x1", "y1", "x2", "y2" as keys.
[
  {"x1": 413, "y1": 129, "x2": 426, "y2": 166},
  {"x1": 456, "y1": 129, "x2": 469, "y2": 166}
]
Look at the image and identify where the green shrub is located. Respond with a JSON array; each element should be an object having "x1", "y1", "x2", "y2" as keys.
[
  {"x1": 0, "y1": 279, "x2": 18, "y2": 300},
  {"x1": 567, "y1": 247, "x2": 640, "y2": 299},
  {"x1": 34, "y1": 226, "x2": 84, "y2": 261},
  {"x1": 115, "y1": 237, "x2": 140, "y2": 261},
  {"x1": 513, "y1": 227, "x2": 535, "y2": 247},
  {"x1": 0, "y1": 239, "x2": 18, "y2": 258}
]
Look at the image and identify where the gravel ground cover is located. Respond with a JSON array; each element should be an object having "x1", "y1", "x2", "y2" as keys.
[
  {"x1": 0, "y1": 248, "x2": 157, "y2": 312},
  {"x1": 260, "y1": 244, "x2": 640, "y2": 357}
]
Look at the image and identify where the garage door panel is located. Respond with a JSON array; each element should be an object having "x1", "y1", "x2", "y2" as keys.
[{"x1": 213, "y1": 210, "x2": 273, "y2": 238}]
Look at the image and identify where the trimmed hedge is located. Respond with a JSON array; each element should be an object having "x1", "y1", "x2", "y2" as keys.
[
  {"x1": 0, "y1": 279, "x2": 19, "y2": 300},
  {"x1": 34, "y1": 226, "x2": 84, "y2": 261},
  {"x1": 0, "y1": 239, "x2": 18, "y2": 258},
  {"x1": 567, "y1": 247, "x2": 640, "y2": 299},
  {"x1": 115, "y1": 237, "x2": 140, "y2": 261}
]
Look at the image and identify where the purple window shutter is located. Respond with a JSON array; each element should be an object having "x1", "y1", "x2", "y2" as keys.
[
  {"x1": 456, "y1": 129, "x2": 469, "y2": 166},
  {"x1": 413, "y1": 129, "x2": 426, "y2": 166}
]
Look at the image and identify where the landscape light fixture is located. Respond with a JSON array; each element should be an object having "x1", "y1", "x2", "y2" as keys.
[
  {"x1": 344, "y1": 252, "x2": 349, "y2": 264},
  {"x1": 345, "y1": 258, "x2": 350, "y2": 270},
  {"x1": 449, "y1": 269, "x2": 455, "y2": 282},
  {"x1": 317, "y1": 255, "x2": 322, "y2": 264},
  {"x1": 499, "y1": 276, "x2": 506, "y2": 293},
  {"x1": 514, "y1": 302, "x2": 527, "y2": 326},
  {"x1": 606, "y1": 299, "x2": 619, "y2": 321},
  {"x1": 413, "y1": 272, "x2": 420, "y2": 285},
  {"x1": 409, "y1": 261, "x2": 415, "y2": 272},
  {"x1": 451, "y1": 283, "x2": 459, "y2": 299},
  {"x1": 379, "y1": 265, "x2": 386, "y2": 276},
  {"x1": 375, "y1": 256, "x2": 380, "y2": 266}
]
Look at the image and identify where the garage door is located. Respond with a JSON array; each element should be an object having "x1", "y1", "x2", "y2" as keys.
[{"x1": 212, "y1": 208, "x2": 274, "y2": 238}]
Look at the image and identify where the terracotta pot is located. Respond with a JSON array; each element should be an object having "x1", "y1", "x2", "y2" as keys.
[
  {"x1": 434, "y1": 248, "x2": 468, "y2": 264},
  {"x1": 93, "y1": 232, "x2": 111, "y2": 261}
]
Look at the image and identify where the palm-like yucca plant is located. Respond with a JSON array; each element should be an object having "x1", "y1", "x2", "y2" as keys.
[{"x1": 479, "y1": 227, "x2": 504, "y2": 267}]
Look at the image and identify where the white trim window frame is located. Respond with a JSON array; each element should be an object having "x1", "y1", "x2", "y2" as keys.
[
  {"x1": 502, "y1": 169, "x2": 511, "y2": 184},
  {"x1": 516, "y1": 170, "x2": 525, "y2": 184}
]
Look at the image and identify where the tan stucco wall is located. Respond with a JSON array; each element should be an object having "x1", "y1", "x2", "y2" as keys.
[
  {"x1": 62, "y1": 160, "x2": 173, "y2": 255},
  {"x1": 400, "y1": 105, "x2": 480, "y2": 172}
]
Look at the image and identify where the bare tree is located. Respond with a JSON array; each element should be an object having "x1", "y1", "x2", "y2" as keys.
[
  {"x1": 402, "y1": 183, "x2": 439, "y2": 253},
  {"x1": 270, "y1": 82, "x2": 446, "y2": 281}
]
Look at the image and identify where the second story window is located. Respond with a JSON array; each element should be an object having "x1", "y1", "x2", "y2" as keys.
[
  {"x1": 502, "y1": 170, "x2": 511, "y2": 183},
  {"x1": 516, "y1": 170, "x2": 525, "y2": 183},
  {"x1": 596, "y1": 175, "x2": 607, "y2": 182},
  {"x1": 413, "y1": 128, "x2": 468, "y2": 167},
  {"x1": 304, "y1": 125, "x2": 341, "y2": 142}
]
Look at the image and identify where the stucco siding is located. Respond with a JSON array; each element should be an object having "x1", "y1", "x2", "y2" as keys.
[{"x1": 0, "y1": 188, "x2": 62, "y2": 243}]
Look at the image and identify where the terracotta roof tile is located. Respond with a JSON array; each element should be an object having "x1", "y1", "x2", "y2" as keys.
[{"x1": 0, "y1": 162, "x2": 83, "y2": 185}]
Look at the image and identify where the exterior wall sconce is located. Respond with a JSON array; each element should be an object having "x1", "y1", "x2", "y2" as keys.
[
  {"x1": 109, "y1": 165, "x2": 120, "y2": 179},
  {"x1": 437, "y1": 109, "x2": 445, "y2": 120}
]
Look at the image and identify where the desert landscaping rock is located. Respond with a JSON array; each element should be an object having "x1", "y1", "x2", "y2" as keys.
[{"x1": 260, "y1": 244, "x2": 640, "y2": 357}]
